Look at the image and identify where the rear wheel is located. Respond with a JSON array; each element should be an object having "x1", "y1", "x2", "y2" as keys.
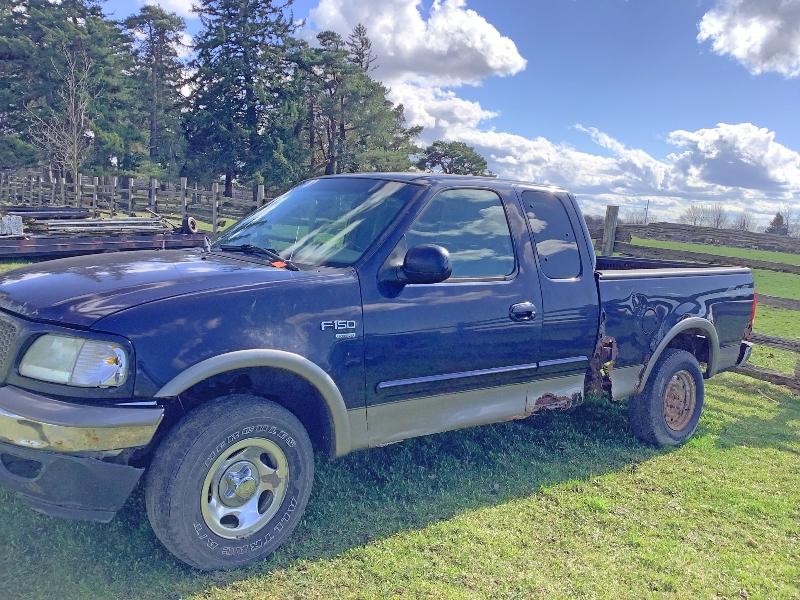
[
  {"x1": 628, "y1": 349, "x2": 704, "y2": 446},
  {"x1": 145, "y1": 395, "x2": 314, "y2": 570}
]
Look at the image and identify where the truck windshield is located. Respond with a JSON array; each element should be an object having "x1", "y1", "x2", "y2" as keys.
[{"x1": 213, "y1": 178, "x2": 419, "y2": 267}]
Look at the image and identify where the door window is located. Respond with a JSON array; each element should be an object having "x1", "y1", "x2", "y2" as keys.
[
  {"x1": 522, "y1": 190, "x2": 581, "y2": 279},
  {"x1": 406, "y1": 189, "x2": 516, "y2": 279}
]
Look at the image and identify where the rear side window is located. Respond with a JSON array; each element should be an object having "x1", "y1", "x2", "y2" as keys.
[
  {"x1": 406, "y1": 188, "x2": 515, "y2": 279},
  {"x1": 522, "y1": 190, "x2": 581, "y2": 279}
]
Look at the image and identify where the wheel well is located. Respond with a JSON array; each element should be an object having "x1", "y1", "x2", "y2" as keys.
[
  {"x1": 176, "y1": 367, "x2": 335, "y2": 456},
  {"x1": 665, "y1": 328, "x2": 711, "y2": 373}
]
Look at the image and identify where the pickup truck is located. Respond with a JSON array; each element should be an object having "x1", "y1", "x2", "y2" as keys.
[{"x1": 0, "y1": 174, "x2": 754, "y2": 570}]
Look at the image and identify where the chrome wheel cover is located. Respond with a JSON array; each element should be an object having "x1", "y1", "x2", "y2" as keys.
[{"x1": 200, "y1": 437, "x2": 289, "y2": 539}]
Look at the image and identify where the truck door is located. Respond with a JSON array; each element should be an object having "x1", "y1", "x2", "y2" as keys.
[
  {"x1": 360, "y1": 186, "x2": 543, "y2": 446},
  {"x1": 517, "y1": 189, "x2": 600, "y2": 389}
]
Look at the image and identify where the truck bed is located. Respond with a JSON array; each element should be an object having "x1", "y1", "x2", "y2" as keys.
[{"x1": 594, "y1": 254, "x2": 754, "y2": 400}]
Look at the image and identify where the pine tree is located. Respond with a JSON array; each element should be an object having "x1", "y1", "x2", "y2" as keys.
[
  {"x1": 124, "y1": 5, "x2": 188, "y2": 178},
  {"x1": 296, "y1": 28, "x2": 419, "y2": 177},
  {"x1": 765, "y1": 212, "x2": 789, "y2": 235},
  {"x1": 346, "y1": 23, "x2": 376, "y2": 72},
  {"x1": 416, "y1": 140, "x2": 492, "y2": 176},
  {"x1": 185, "y1": 0, "x2": 296, "y2": 195}
]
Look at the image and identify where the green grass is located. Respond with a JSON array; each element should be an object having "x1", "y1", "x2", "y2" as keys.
[
  {"x1": 753, "y1": 269, "x2": 800, "y2": 300},
  {"x1": 0, "y1": 374, "x2": 797, "y2": 599},
  {"x1": 631, "y1": 236, "x2": 800, "y2": 266},
  {"x1": 0, "y1": 241, "x2": 798, "y2": 597},
  {"x1": 755, "y1": 306, "x2": 800, "y2": 339}
]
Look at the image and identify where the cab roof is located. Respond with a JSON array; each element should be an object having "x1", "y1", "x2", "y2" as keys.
[{"x1": 315, "y1": 172, "x2": 569, "y2": 195}]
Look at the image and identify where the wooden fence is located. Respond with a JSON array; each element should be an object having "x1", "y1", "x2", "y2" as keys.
[
  {"x1": 595, "y1": 206, "x2": 800, "y2": 392},
  {"x1": 0, "y1": 170, "x2": 272, "y2": 234}
]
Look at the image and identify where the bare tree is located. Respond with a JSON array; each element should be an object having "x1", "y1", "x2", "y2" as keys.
[
  {"x1": 27, "y1": 46, "x2": 94, "y2": 185},
  {"x1": 678, "y1": 204, "x2": 709, "y2": 227},
  {"x1": 623, "y1": 206, "x2": 648, "y2": 225},
  {"x1": 780, "y1": 203, "x2": 799, "y2": 237},
  {"x1": 731, "y1": 211, "x2": 753, "y2": 231},
  {"x1": 708, "y1": 202, "x2": 728, "y2": 229}
]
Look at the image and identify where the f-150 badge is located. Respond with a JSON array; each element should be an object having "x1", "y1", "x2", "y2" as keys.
[{"x1": 320, "y1": 320, "x2": 358, "y2": 339}]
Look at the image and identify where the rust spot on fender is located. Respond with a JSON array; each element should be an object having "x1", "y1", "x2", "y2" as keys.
[{"x1": 586, "y1": 313, "x2": 618, "y2": 398}]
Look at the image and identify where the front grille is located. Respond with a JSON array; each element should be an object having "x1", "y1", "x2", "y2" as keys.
[{"x1": 0, "y1": 317, "x2": 18, "y2": 375}]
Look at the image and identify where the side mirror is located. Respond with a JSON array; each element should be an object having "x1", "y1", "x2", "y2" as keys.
[{"x1": 401, "y1": 244, "x2": 452, "y2": 284}]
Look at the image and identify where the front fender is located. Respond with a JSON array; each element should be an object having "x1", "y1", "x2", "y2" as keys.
[{"x1": 154, "y1": 350, "x2": 354, "y2": 457}]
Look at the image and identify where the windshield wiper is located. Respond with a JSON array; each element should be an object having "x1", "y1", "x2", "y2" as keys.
[{"x1": 217, "y1": 244, "x2": 300, "y2": 271}]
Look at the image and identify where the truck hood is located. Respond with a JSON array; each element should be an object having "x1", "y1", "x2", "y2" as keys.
[{"x1": 0, "y1": 249, "x2": 309, "y2": 327}]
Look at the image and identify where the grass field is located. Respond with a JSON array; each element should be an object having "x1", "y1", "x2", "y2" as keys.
[
  {"x1": 0, "y1": 243, "x2": 797, "y2": 598},
  {"x1": 631, "y1": 236, "x2": 800, "y2": 266}
]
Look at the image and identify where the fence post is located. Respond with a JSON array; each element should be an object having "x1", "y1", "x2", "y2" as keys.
[
  {"x1": 601, "y1": 205, "x2": 620, "y2": 256},
  {"x1": 91, "y1": 176, "x2": 99, "y2": 217},
  {"x1": 257, "y1": 183, "x2": 265, "y2": 207},
  {"x1": 211, "y1": 182, "x2": 219, "y2": 236},
  {"x1": 180, "y1": 177, "x2": 188, "y2": 222},
  {"x1": 76, "y1": 173, "x2": 82, "y2": 208},
  {"x1": 149, "y1": 178, "x2": 158, "y2": 213},
  {"x1": 109, "y1": 176, "x2": 117, "y2": 216}
]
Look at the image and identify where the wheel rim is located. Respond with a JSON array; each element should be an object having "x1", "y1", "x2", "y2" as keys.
[
  {"x1": 200, "y1": 437, "x2": 289, "y2": 540},
  {"x1": 663, "y1": 369, "x2": 697, "y2": 431}
]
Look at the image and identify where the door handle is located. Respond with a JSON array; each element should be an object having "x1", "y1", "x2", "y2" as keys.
[{"x1": 509, "y1": 301, "x2": 537, "y2": 322}]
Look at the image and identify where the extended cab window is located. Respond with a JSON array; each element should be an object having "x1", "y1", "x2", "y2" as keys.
[
  {"x1": 406, "y1": 188, "x2": 515, "y2": 279},
  {"x1": 522, "y1": 190, "x2": 581, "y2": 279}
]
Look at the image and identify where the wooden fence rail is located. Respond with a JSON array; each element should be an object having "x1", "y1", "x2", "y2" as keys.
[
  {"x1": 0, "y1": 170, "x2": 272, "y2": 234},
  {"x1": 596, "y1": 205, "x2": 800, "y2": 392}
]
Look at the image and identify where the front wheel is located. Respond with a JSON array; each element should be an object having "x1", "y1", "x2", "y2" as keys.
[
  {"x1": 628, "y1": 349, "x2": 705, "y2": 446},
  {"x1": 145, "y1": 395, "x2": 314, "y2": 570}
]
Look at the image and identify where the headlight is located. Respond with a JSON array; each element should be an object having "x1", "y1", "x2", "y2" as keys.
[{"x1": 19, "y1": 334, "x2": 129, "y2": 388}]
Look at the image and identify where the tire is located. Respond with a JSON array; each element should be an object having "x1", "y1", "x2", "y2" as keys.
[
  {"x1": 145, "y1": 395, "x2": 314, "y2": 570},
  {"x1": 628, "y1": 349, "x2": 704, "y2": 446}
]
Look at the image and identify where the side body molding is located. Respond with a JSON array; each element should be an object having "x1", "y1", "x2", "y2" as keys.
[
  {"x1": 636, "y1": 316, "x2": 720, "y2": 393},
  {"x1": 154, "y1": 350, "x2": 353, "y2": 457}
]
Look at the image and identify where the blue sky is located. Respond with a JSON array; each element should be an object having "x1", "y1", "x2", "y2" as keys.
[{"x1": 106, "y1": 0, "x2": 800, "y2": 222}]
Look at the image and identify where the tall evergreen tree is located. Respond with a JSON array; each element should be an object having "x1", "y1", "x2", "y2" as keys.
[
  {"x1": 346, "y1": 23, "x2": 376, "y2": 72},
  {"x1": 185, "y1": 0, "x2": 296, "y2": 195},
  {"x1": 297, "y1": 27, "x2": 419, "y2": 177},
  {"x1": 124, "y1": 5, "x2": 187, "y2": 178}
]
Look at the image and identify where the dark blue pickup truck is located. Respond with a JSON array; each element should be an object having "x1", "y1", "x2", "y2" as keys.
[{"x1": 0, "y1": 174, "x2": 754, "y2": 569}]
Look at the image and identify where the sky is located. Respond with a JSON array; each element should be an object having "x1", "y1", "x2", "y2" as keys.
[{"x1": 104, "y1": 0, "x2": 800, "y2": 222}]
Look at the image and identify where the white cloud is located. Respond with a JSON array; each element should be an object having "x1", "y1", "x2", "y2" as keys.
[
  {"x1": 307, "y1": 0, "x2": 526, "y2": 86},
  {"x1": 144, "y1": 0, "x2": 196, "y2": 19},
  {"x1": 698, "y1": 0, "x2": 800, "y2": 77},
  {"x1": 448, "y1": 121, "x2": 800, "y2": 222},
  {"x1": 388, "y1": 82, "x2": 497, "y2": 132},
  {"x1": 304, "y1": 0, "x2": 800, "y2": 223}
]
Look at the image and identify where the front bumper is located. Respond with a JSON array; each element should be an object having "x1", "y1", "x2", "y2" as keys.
[
  {"x1": 0, "y1": 385, "x2": 164, "y2": 521},
  {"x1": 0, "y1": 385, "x2": 163, "y2": 452},
  {"x1": 0, "y1": 440, "x2": 144, "y2": 521}
]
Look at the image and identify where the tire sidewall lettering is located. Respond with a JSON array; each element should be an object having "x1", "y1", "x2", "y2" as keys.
[{"x1": 202, "y1": 424, "x2": 296, "y2": 470}]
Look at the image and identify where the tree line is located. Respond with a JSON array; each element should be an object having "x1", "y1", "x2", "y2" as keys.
[{"x1": 0, "y1": 0, "x2": 491, "y2": 197}]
